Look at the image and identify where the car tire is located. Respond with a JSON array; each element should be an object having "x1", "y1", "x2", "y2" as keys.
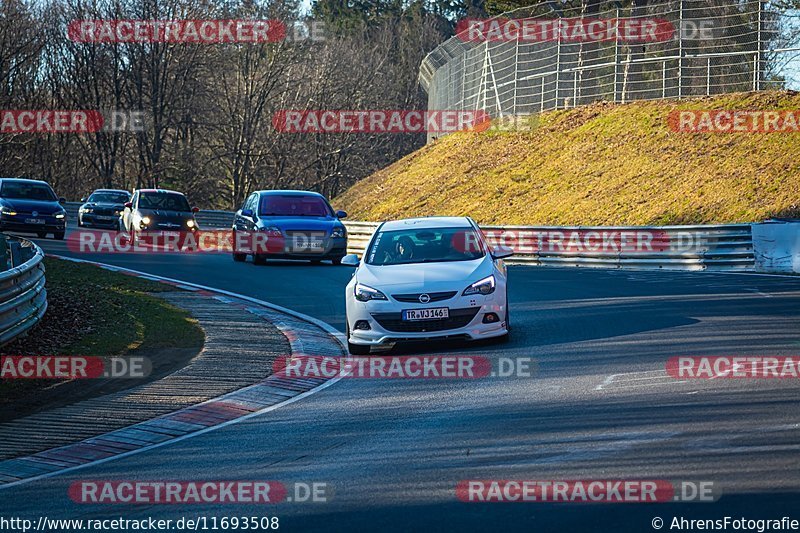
[
  {"x1": 346, "y1": 324, "x2": 371, "y2": 355},
  {"x1": 233, "y1": 253, "x2": 247, "y2": 262},
  {"x1": 253, "y1": 253, "x2": 267, "y2": 265},
  {"x1": 36, "y1": 231, "x2": 47, "y2": 238},
  {"x1": 54, "y1": 231, "x2": 65, "y2": 240},
  {"x1": 311, "y1": 259, "x2": 322, "y2": 265},
  {"x1": 331, "y1": 257, "x2": 343, "y2": 266}
]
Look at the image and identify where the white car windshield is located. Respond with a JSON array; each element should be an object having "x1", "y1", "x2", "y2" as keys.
[{"x1": 366, "y1": 227, "x2": 486, "y2": 266}]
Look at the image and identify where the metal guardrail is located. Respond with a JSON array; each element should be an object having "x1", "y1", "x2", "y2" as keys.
[
  {"x1": 63, "y1": 202, "x2": 754, "y2": 270},
  {"x1": 342, "y1": 221, "x2": 755, "y2": 271},
  {"x1": 0, "y1": 235, "x2": 47, "y2": 346}
]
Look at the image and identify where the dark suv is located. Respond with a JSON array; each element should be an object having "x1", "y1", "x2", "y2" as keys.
[
  {"x1": 121, "y1": 189, "x2": 199, "y2": 240},
  {"x1": 0, "y1": 178, "x2": 67, "y2": 239}
]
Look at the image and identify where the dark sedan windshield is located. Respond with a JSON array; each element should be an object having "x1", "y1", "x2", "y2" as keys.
[
  {"x1": 366, "y1": 227, "x2": 486, "y2": 266},
  {"x1": 139, "y1": 192, "x2": 191, "y2": 212},
  {"x1": 259, "y1": 195, "x2": 332, "y2": 217},
  {"x1": 0, "y1": 181, "x2": 57, "y2": 201},
  {"x1": 89, "y1": 192, "x2": 129, "y2": 204}
]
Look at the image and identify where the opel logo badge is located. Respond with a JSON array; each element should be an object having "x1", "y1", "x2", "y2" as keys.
[
  {"x1": 31, "y1": 211, "x2": 38, "y2": 217},
  {"x1": 419, "y1": 293, "x2": 431, "y2": 303}
]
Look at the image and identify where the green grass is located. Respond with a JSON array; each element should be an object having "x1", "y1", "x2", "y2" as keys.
[
  {"x1": 0, "y1": 258, "x2": 204, "y2": 398},
  {"x1": 42, "y1": 258, "x2": 204, "y2": 356},
  {"x1": 335, "y1": 90, "x2": 800, "y2": 226}
]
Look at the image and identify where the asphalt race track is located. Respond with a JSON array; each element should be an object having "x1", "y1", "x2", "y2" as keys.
[{"x1": 3, "y1": 229, "x2": 800, "y2": 532}]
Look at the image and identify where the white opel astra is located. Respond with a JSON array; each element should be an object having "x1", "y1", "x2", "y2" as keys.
[{"x1": 342, "y1": 216, "x2": 513, "y2": 355}]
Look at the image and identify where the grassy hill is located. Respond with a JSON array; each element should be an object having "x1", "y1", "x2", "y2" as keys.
[{"x1": 334, "y1": 91, "x2": 800, "y2": 225}]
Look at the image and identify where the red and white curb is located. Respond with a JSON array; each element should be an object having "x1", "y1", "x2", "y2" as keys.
[{"x1": 0, "y1": 256, "x2": 346, "y2": 489}]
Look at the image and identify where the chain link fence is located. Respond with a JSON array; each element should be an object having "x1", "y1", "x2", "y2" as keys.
[{"x1": 420, "y1": 0, "x2": 800, "y2": 140}]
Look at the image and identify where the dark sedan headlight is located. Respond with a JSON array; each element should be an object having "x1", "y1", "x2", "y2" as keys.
[
  {"x1": 54, "y1": 211, "x2": 66, "y2": 219},
  {"x1": 260, "y1": 225, "x2": 282, "y2": 237},
  {"x1": 0, "y1": 206, "x2": 17, "y2": 216},
  {"x1": 355, "y1": 283, "x2": 387, "y2": 302},
  {"x1": 331, "y1": 226, "x2": 346, "y2": 238},
  {"x1": 463, "y1": 275, "x2": 496, "y2": 296},
  {"x1": 79, "y1": 206, "x2": 93, "y2": 214}
]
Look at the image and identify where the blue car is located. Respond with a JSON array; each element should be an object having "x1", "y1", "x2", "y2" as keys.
[
  {"x1": 232, "y1": 190, "x2": 347, "y2": 265},
  {"x1": 0, "y1": 178, "x2": 67, "y2": 239}
]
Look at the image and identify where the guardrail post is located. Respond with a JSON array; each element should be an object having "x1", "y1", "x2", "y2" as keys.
[{"x1": 0, "y1": 235, "x2": 7, "y2": 271}]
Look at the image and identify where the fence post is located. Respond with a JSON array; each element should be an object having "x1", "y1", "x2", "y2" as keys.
[
  {"x1": 0, "y1": 234, "x2": 7, "y2": 271},
  {"x1": 540, "y1": 76, "x2": 545, "y2": 112},
  {"x1": 613, "y1": 6, "x2": 620, "y2": 103},
  {"x1": 706, "y1": 56, "x2": 711, "y2": 95},
  {"x1": 461, "y1": 53, "x2": 467, "y2": 109},
  {"x1": 573, "y1": 71, "x2": 578, "y2": 108},
  {"x1": 662, "y1": 60, "x2": 667, "y2": 98},
  {"x1": 555, "y1": 38, "x2": 561, "y2": 109},
  {"x1": 512, "y1": 38, "x2": 519, "y2": 114},
  {"x1": 756, "y1": 0, "x2": 763, "y2": 91},
  {"x1": 678, "y1": 0, "x2": 684, "y2": 98}
]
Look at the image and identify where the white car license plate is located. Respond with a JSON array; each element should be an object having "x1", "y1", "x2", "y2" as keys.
[
  {"x1": 96, "y1": 215, "x2": 114, "y2": 221},
  {"x1": 402, "y1": 308, "x2": 449, "y2": 321},
  {"x1": 25, "y1": 218, "x2": 45, "y2": 225}
]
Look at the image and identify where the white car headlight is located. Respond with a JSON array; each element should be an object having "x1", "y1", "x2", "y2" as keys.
[
  {"x1": 140, "y1": 216, "x2": 151, "y2": 225},
  {"x1": 54, "y1": 212, "x2": 66, "y2": 219},
  {"x1": 463, "y1": 275, "x2": 495, "y2": 296},
  {"x1": 354, "y1": 283, "x2": 387, "y2": 302},
  {"x1": 186, "y1": 219, "x2": 196, "y2": 228}
]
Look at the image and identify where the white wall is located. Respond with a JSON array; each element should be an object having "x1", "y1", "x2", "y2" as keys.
[{"x1": 752, "y1": 222, "x2": 800, "y2": 273}]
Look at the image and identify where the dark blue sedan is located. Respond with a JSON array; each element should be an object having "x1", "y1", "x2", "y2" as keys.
[
  {"x1": 0, "y1": 178, "x2": 67, "y2": 239},
  {"x1": 232, "y1": 190, "x2": 347, "y2": 265}
]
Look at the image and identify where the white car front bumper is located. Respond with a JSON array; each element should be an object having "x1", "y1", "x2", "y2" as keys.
[{"x1": 346, "y1": 291, "x2": 508, "y2": 347}]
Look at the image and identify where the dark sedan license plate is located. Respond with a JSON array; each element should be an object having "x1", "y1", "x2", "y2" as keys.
[
  {"x1": 402, "y1": 308, "x2": 450, "y2": 321},
  {"x1": 290, "y1": 236, "x2": 325, "y2": 253},
  {"x1": 25, "y1": 218, "x2": 45, "y2": 225}
]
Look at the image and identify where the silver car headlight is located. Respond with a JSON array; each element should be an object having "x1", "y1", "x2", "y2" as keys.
[
  {"x1": 462, "y1": 275, "x2": 496, "y2": 296},
  {"x1": 331, "y1": 226, "x2": 345, "y2": 238},
  {"x1": 354, "y1": 283, "x2": 387, "y2": 302}
]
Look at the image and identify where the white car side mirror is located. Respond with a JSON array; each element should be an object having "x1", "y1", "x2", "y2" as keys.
[
  {"x1": 491, "y1": 246, "x2": 514, "y2": 259},
  {"x1": 341, "y1": 254, "x2": 360, "y2": 267}
]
